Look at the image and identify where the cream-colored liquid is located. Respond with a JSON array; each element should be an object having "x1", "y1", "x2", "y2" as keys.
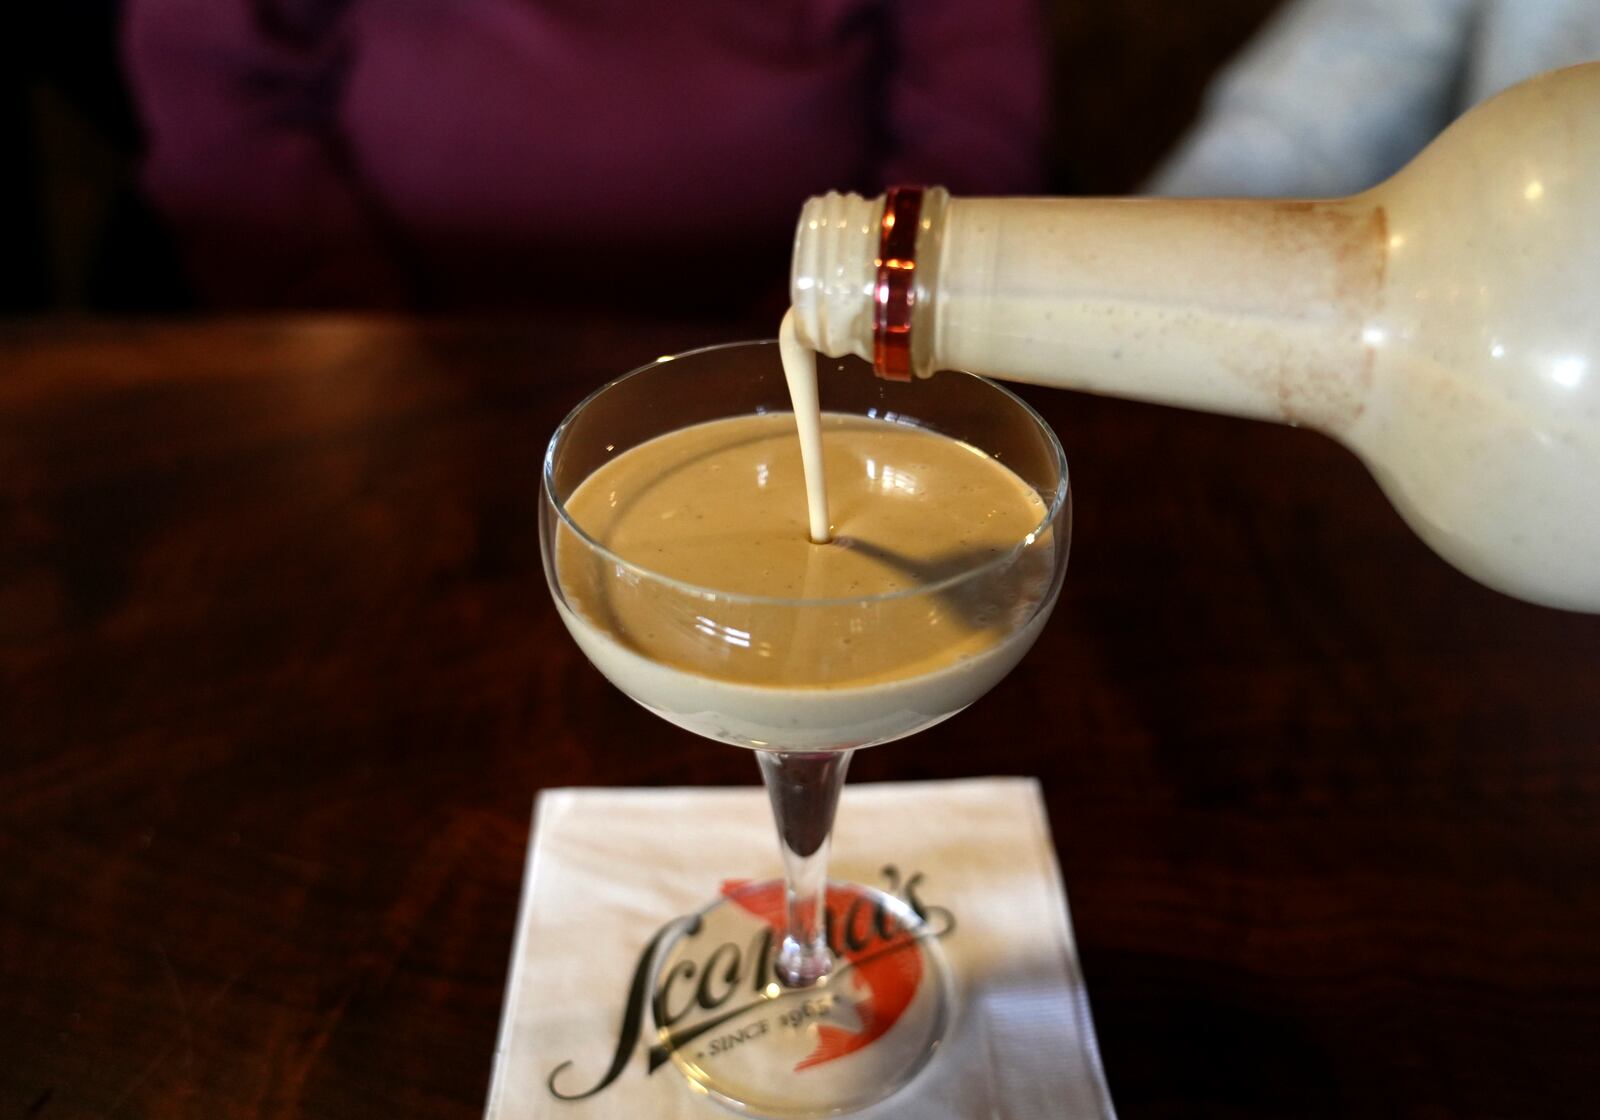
[
  {"x1": 552, "y1": 318, "x2": 1059, "y2": 748},
  {"x1": 556, "y1": 411, "x2": 1051, "y2": 691},
  {"x1": 779, "y1": 308, "x2": 830, "y2": 542}
]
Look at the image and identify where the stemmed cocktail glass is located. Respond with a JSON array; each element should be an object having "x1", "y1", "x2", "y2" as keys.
[{"x1": 539, "y1": 340, "x2": 1070, "y2": 1117}]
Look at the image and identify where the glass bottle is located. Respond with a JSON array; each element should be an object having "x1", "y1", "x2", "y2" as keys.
[{"x1": 790, "y1": 63, "x2": 1600, "y2": 613}]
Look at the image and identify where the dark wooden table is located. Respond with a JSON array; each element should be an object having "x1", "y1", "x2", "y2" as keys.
[{"x1": 4, "y1": 316, "x2": 1597, "y2": 1119}]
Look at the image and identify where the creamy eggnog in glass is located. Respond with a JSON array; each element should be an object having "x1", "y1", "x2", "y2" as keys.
[{"x1": 539, "y1": 340, "x2": 1069, "y2": 1117}]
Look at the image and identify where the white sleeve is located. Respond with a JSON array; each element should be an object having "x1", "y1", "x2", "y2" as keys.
[{"x1": 1148, "y1": 0, "x2": 1480, "y2": 198}]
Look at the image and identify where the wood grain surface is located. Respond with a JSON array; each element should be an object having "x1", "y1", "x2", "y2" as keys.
[{"x1": 3, "y1": 315, "x2": 1597, "y2": 1119}]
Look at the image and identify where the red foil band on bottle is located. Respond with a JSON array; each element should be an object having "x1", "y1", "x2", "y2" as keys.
[{"x1": 873, "y1": 186, "x2": 923, "y2": 381}]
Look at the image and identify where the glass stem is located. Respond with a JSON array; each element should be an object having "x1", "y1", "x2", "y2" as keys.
[{"x1": 755, "y1": 748, "x2": 853, "y2": 988}]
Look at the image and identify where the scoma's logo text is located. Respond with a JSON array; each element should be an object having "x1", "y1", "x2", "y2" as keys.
[{"x1": 546, "y1": 866, "x2": 954, "y2": 1102}]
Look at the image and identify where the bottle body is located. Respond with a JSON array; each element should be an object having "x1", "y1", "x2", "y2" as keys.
[{"x1": 790, "y1": 63, "x2": 1600, "y2": 612}]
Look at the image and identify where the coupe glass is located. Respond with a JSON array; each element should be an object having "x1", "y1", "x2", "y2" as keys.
[{"x1": 539, "y1": 340, "x2": 1070, "y2": 1117}]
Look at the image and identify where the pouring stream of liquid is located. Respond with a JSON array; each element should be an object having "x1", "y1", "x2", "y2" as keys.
[{"x1": 778, "y1": 308, "x2": 831, "y2": 544}]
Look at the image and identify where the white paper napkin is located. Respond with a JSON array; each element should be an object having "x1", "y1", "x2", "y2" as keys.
[{"x1": 485, "y1": 778, "x2": 1115, "y2": 1119}]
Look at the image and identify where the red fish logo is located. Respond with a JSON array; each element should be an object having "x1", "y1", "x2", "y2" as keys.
[{"x1": 720, "y1": 880, "x2": 925, "y2": 1072}]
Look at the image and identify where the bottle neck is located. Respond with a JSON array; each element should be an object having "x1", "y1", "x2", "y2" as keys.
[
  {"x1": 789, "y1": 188, "x2": 949, "y2": 379},
  {"x1": 792, "y1": 193, "x2": 1389, "y2": 435},
  {"x1": 937, "y1": 196, "x2": 1386, "y2": 432}
]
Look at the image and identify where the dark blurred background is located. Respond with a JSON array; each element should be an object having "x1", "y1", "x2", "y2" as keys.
[
  {"x1": 3, "y1": 1, "x2": 1286, "y2": 316},
  {"x1": 3, "y1": 3, "x2": 190, "y2": 311}
]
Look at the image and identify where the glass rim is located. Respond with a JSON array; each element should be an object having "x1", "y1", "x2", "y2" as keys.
[{"x1": 542, "y1": 338, "x2": 1070, "y2": 608}]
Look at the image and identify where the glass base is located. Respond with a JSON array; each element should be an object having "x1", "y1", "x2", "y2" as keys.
[{"x1": 651, "y1": 880, "x2": 952, "y2": 1118}]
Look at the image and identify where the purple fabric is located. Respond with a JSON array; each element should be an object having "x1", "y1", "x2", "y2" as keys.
[{"x1": 124, "y1": 0, "x2": 1047, "y2": 310}]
